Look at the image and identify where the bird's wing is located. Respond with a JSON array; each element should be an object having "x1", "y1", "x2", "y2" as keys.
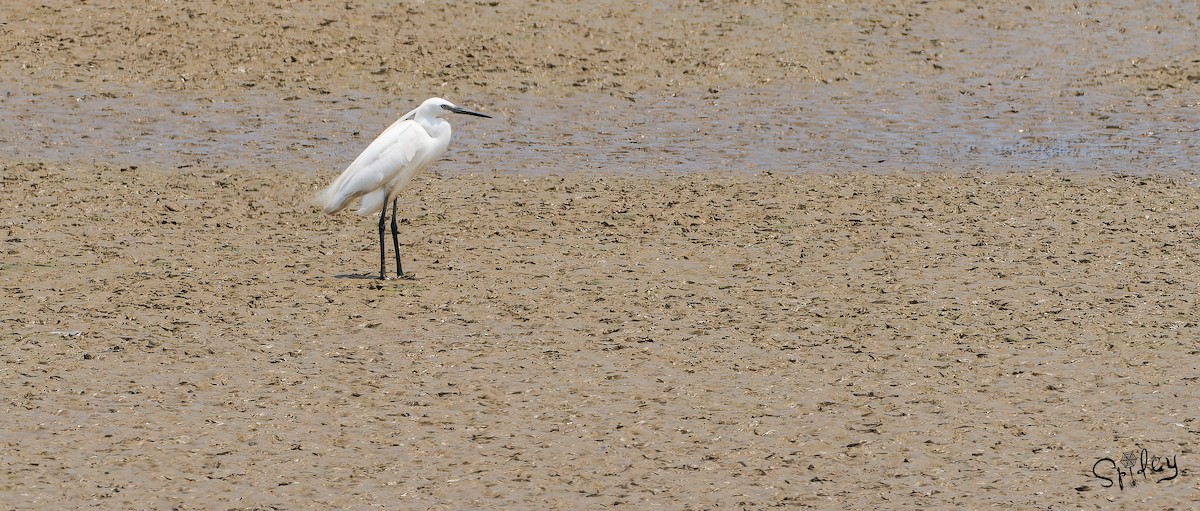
[
  {"x1": 317, "y1": 119, "x2": 429, "y2": 215},
  {"x1": 398, "y1": 105, "x2": 420, "y2": 122}
]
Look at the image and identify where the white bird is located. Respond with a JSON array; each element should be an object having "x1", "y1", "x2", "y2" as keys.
[{"x1": 318, "y1": 97, "x2": 491, "y2": 279}]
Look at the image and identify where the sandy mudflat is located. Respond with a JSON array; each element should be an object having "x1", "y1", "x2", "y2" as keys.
[
  {"x1": 2, "y1": 1, "x2": 1199, "y2": 509},
  {"x1": 3, "y1": 164, "x2": 1198, "y2": 509}
]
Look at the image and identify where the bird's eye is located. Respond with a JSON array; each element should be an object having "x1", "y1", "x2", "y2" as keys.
[{"x1": 440, "y1": 104, "x2": 453, "y2": 110}]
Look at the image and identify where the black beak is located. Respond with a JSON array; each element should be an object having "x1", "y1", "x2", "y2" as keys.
[{"x1": 443, "y1": 105, "x2": 492, "y2": 118}]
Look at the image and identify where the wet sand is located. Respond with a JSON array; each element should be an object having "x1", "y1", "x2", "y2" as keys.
[
  {"x1": 4, "y1": 164, "x2": 1197, "y2": 508},
  {"x1": 2, "y1": 1, "x2": 1199, "y2": 509}
]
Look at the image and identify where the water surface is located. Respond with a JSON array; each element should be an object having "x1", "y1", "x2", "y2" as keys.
[{"x1": 3, "y1": 83, "x2": 1197, "y2": 178}]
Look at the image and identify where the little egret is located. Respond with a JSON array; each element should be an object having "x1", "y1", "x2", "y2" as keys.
[{"x1": 317, "y1": 97, "x2": 491, "y2": 279}]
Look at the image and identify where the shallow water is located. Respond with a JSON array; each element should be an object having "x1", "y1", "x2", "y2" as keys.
[{"x1": 3, "y1": 83, "x2": 1197, "y2": 178}]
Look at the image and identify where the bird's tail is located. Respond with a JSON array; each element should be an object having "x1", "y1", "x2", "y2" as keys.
[
  {"x1": 316, "y1": 178, "x2": 354, "y2": 214},
  {"x1": 317, "y1": 176, "x2": 388, "y2": 216}
]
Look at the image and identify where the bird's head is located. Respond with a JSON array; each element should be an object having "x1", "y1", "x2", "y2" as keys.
[{"x1": 419, "y1": 97, "x2": 492, "y2": 120}]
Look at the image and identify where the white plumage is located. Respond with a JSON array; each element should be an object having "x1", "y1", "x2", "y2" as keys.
[{"x1": 318, "y1": 97, "x2": 490, "y2": 279}]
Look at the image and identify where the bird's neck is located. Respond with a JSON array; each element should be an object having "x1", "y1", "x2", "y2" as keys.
[{"x1": 417, "y1": 117, "x2": 452, "y2": 141}]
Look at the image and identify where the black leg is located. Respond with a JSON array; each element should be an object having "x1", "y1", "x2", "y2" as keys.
[
  {"x1": 390, "y1": 198, "x2": 403, "y2": 277},
  {"x1": 377, "y1": 199, "x2": 388, "y2": 280}
]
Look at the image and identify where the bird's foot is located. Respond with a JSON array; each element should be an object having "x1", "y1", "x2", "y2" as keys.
[{"x1": 367, "y1": 273, "x2": 416, "y2": 284}]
